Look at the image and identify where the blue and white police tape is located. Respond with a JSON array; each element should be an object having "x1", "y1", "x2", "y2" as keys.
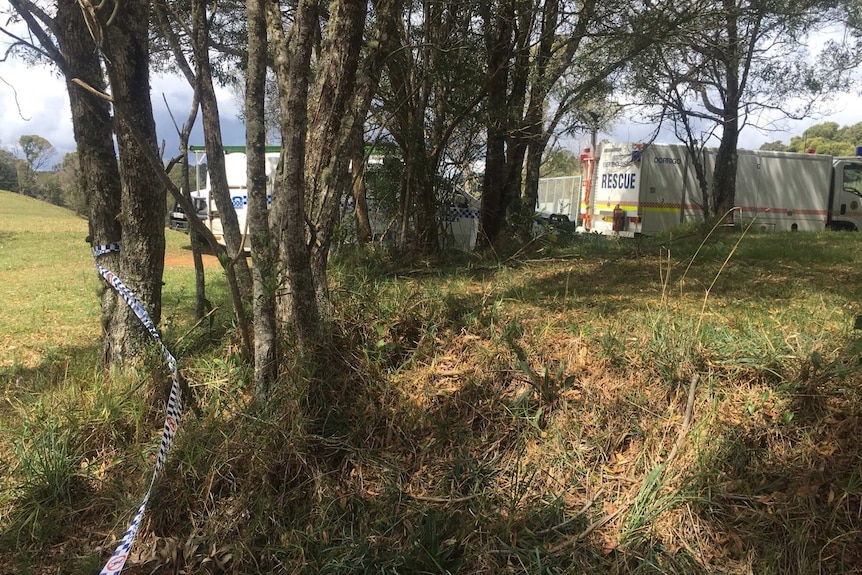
[{"x1": 93, "y1": 242, "x2": 183, "y2": 575}]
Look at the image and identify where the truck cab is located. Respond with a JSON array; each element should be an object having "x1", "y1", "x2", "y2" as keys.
[{"x1": 828, "y1": 158, "x2": 862, "y2": 230}]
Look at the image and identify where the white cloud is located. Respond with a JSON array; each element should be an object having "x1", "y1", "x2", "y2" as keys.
[
  {"x1": 0, "y1": 59, "x2": 74, "y2": 157},
  {"x1": 604, "y1": 90, "x2": 862, "y2": 152},
  {"x1": 0, "y1": 60, "x2": 246, "y2": 161}
]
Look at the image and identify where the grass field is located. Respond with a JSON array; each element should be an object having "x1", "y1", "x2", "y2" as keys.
[
  {"x1": 0, "y1": 191, "x2": 223, "y2": 368},
  {"x1": 2, "y1": 190, "x2": 862, "y2": 574}
]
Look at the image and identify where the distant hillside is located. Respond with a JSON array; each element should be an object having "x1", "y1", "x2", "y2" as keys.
[{"x1": 0, "y1": 190, "x2": 87, "y2": 235}]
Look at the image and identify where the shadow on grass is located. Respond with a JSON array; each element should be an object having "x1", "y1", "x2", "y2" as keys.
[
  {"x1": 683, "y1": 336, "x2": 862, "y2": 574},
  {"x1": 183, "y1": 347, "x2": 710, "y2": 575},
  {"x1": 392, "y1": 231, "x2": 862, "y2": 331},
  {"x1": 5, "y1": 231, "x2": 862, "y2": 574}
]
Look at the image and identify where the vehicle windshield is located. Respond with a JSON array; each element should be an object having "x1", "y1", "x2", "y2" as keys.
[{"x1": 844, "y1": 164, "x2": 862, "y2": 196}]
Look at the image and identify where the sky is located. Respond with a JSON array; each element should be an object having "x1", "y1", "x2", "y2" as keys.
[
  {"x1": 0, "y1": 57, "x2": 244, "y2": 163},
  {"x1": 0, "y1": 49, "x2": 860, "y2": 166},
  {"x1": 605, "y1": 93, "x2": 862, "y2": 152}
]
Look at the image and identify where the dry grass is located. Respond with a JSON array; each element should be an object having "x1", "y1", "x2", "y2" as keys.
[{"x1": 2, "y1": 198, "x2": 862, "y2": 574}]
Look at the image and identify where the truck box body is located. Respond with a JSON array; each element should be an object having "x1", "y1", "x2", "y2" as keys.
[
  {"x1": 202, "y1": 150, "x2": 281, "y2": 246},
  {"x1": 588, "y1": 143, "x2": 700, "y2": 236},
  {"x1": 706, "y1": 149, "x2": 832, "y2": 231},
  {"x1": 586, "y1": 142, "x2": 862, "y2": 235}
]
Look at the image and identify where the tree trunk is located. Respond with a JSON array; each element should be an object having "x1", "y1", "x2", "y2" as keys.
[
  {"x1": 306, "y1": 0, "x2": 368, "y2": 306},
  {"x1": 351, "y1": 145, "x2": 372, "y2": 244},
  {"x1": 412, "y1": 157, "x2": 438, "y2": 251},
  {"x1": 267, "y1": 0, "x2": 321, "y2": 353},
  {"x1": 711, "y1": 0, "x2": 741, "y2": 220},
  {"x1": 378, "y1": 2, "x2": 447, "y2": 253},
  {"x1": 711, "y1": 128, "x2": 739, "y2": 218},
  {"x1": 101, "y1": 0, "x2": 166, "y2": 356},
  {"x1": 500, "y1": 3, "x2": 534, "y2": 240},
  {"x1": 521, "y1": 134, "x2": 548, "y2": 237},
  {"x1": 481, "y1": 114, "x2": 508, "y2": 246},
  {"x1": 177, "y1": 87, "x2": 208, "y2": 322},
  {"x1": 684, "y1": 141, "x2": 710, "y2": 218},
  {"x1": 247, "y1": 0, "x2": 277, "y2": 398},
  {"x1": 192, "y1": 0, "x2": 252, "y2": 298},
  {"x1": 479, "y1": 0, "x2": 513, "y2": 246},
  {"x1": 54, "y1": 0, "x2": 128, "y2": 364}
]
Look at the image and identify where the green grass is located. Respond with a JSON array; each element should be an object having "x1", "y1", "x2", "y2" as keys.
[
  {"x1": 0, "y1": 193, "x2": 99, "y2": 367},
  {"x1": 0, "y1": 190, "x2": 228, "y2": 367},
  {"x1": 3, "y1": 196, "x2": 862, "y2": 574}
]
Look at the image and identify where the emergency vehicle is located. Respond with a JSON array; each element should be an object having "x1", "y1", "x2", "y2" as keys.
[
  {"x1": 578, "y1": 142, "x2": 862, "y2": 235},
  {"x1": 170, "y1": 146, "x2": 479, "y2": 251}
]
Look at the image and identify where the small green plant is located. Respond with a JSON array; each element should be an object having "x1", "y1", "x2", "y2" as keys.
[
  {"x1": 598, "y1": 329, "x2": 627, "y2": 367},
  {"x1": 507, "y1": 335, "x2": 575, "y2": 406},
  {"x1": 3, "y1": 406, "x2": 88, "y2": 545}
]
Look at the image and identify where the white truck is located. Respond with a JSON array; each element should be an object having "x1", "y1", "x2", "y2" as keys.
[
  {"x1": 170, "y1": 146, "x2": 480, "y2": 251},
  {"x1": 168, "y1": 145, "x2": 281, "y2": 243},
  {"x1": 581, "y1": 142, "x2": 862, "y2": 235}
]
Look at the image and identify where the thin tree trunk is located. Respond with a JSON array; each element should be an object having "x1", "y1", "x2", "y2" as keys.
[
  {"x1": 177, "y1": 87, "x2": 207, "y2": 321},
  {"x1": 521, "y1": 134, "x2": 548, "y2": 238},
  {"x1": 247, "y1": 0, "x2": 277, "y2": 398},
  {"x1": 192, "y1": 0, "x2": 252, "y2": 297},
  {"x1": 351, "y1": 145, "x2": 372, "y2": 244},
  {"x1": 306, "y1": 0, "x2": 368, "y2": 307},
  {"x1": 152, "y1": 0, "x2": 208, "y2": 319},
  {"x1": 350, "y1": 0, "x2": 397, "y2": 248},
  {"x1": 267, "y1": 0, "x2": 321, "y2": 354}
]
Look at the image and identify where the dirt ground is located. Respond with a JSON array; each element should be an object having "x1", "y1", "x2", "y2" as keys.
[{"x1": 163, "y1": 253, "x2": 221, "y2": 269}]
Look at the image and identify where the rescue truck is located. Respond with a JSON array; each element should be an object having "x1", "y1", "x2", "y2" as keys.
[{"x1": 578, "y1": 142, "x2": 862, "y2": 235}]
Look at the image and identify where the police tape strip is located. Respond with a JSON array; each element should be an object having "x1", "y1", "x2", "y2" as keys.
[{"x1": 93, "y1": 242, "x2": 183, "y2": 575}]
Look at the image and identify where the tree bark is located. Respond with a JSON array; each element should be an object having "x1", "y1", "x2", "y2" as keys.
[
  {"x1": 351, "y1": 144, "x2": 372, "y2": 244},
  {"x1": 247, "y1": 0, "x2": 277, "y2": 398},
  {"x1": 191, "y1": 0, "x2": 253, "y2": 297},
  {"x1": 175, "y1": 85, "x2": 208, "y2": 321},
  {"x1": 479, "y1": 0, "x2": 513, "y2": 246},
  {"x1": 52, "y1": 0, "x2": 128, "y2": 363},
  {"x1": 267, "y1": 0, "x2": 321, "y2": 353},
  {"x1": 97, "y1": 0, "x2": 166, "y2": 356},
  {"x1": 521, "y1": 133, "x2": 550, "y2": 235},
  {"x1": 305, "y1": 0, "x2": 368, "y2": 306},
  {"x1": 378, "y1": 1, "x2": 446, "y2": 253},
  {"x1": 710, "y1": 0, "x2": 741, "y2": 219}
]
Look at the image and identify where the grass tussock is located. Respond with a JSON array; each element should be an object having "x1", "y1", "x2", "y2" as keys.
[{"x1": 2, "y1": 199, "x2": 862, "y2": 574}]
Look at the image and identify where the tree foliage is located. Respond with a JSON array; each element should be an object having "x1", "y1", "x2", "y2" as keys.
[
  {"x1": 18, "y1": 134, "x2": 55, "y2": 171},
  {"x1": 0, "y1": 148, "x2": 20, "y2": 192},
  {"x1": 786, "y1": 121, "x2": 862, "y2": 155},
  {"x1": 541, "y1": 147, "x2": 581, "y2": 178},
  {"x1": 15, "y1": 135, "x2": 54, "y2": 196},
  {"x1": 758, "y1": 140, "x2": 788, "y2": 151},
  {"x1": 631, "y1": 0, "x2": 858, "y2": 217},
  {"x1": 372, "y1": 0, "x2": 486, "y2": 251}
]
